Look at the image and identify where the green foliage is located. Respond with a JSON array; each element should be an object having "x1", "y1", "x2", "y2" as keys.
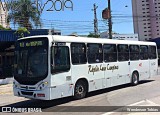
[
  {"x1": 0, "y1": 25, "x2": 11, "y2": 30},
  {"x1": 87, "y1": 33, "x2": 100, "y2": 38},
  {"x1": 7, "y1": 0, "x2": 41, "y2": 29},
  {"x1": 15, "y1": 27, "x2": 30, "y2": 38}
]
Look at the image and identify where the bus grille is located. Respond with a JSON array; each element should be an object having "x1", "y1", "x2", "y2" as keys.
[{"x1": 21, "y1": 91, "x2": 33, "y2": 96}]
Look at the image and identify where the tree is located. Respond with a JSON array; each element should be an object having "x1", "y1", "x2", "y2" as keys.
[
  {"x1": 15, "y1": 27, "x2": 30, "y2": 38},
  {"x1": 87, "y1": 33, "x2": 100, "y2": 38},
  {"x1": 0, "y1": 25, "x2": 11, "y2": 30},
  {"x1": 7, "y1": 0, "x2": 41, "y2": 30}
]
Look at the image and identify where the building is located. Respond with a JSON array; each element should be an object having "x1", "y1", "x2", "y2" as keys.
[
  {"x1": 132, "y1": 0, "x2": 160, "y2": 41},
  {"x1": 100, "y1": 31, "x2": 138, "y2": 41},
  {"x1": 0, "y1": 2, "x2": 9, "y2": 28}
]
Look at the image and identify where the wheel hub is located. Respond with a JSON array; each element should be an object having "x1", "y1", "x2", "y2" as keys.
[{"x1": 77, "y1": 85, "x2": 84, "y2": 94}]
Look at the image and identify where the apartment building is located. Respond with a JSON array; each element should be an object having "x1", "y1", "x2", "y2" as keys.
[
  {"x1": 132, "y1": 0, "x2": 160, "y2": 41},
  {"x1": 0, "y1": 2, "x2": 9, "y2": 28}
]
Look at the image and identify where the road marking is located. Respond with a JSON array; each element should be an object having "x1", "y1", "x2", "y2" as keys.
[
  {"x1": 128, "y1": 100, "x2": 146, "y2": 106},
  {"x1": 101, "y1": 100, "x2": 159, "y2": 115},
  {"x1": 146, "y1": 100, "x2": 159, "y2": 106}
]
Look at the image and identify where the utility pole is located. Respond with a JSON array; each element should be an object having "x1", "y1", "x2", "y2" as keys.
[
  {"x1": 108, "y1": 0, "x2": 112, "y2": 39},
  {"x1": 92, "y1": 3, "x2": 98, "y2": 35}
]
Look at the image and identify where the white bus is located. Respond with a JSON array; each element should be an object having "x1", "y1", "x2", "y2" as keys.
[{"x1": 13, "y1": 35, "x2": 158, "y2": 100}]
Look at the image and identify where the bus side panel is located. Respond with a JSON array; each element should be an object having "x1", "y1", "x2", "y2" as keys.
[
  {"x1": 72, "y1": 64, "x2": 104, "y2": 92},
  {"x1": 149, "y1": 59, "x2": 158, "y2": 77},
  {"x1": 138, "y1": 60, "x2": 150, "y2": 80},
  {"x1": 50, "y1": 71, "x2": 73, "y2": 100},
  {"x1": 105, "y1": 62, "x2": 118, "y2": 87},
  {"x1": 116, "y1": 62, "x2": 129, "y2": 86},
  {"x1": 129, "y1": 61, "x2": 141, "y2": 83}
]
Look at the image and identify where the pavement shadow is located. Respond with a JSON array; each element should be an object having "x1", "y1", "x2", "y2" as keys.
[
  {"x1": 0, "y1": 96, "x2": 74, "y2": 109},
  {"x1": 0, "y1": 80, "x2": 154, "y2": 111},
  {"x1": 87, "y1": 80, "x2": 154, "y2": 98}
]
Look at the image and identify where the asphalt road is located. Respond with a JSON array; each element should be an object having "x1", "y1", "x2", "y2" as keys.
[{"x1": 1, "y1": 76, "x2": 160, "y2": 115}]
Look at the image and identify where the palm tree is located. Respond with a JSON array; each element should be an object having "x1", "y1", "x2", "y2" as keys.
[{"x1": 7, "y1": 0, "x2": 41, "y2": 29}]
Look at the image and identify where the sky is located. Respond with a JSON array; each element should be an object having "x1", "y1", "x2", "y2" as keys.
[
  {"x1": 3, "y1": 0, "x2": 134, "y2": 35},
  {"x1": 39, "y1": 0, "x2": 134, "y2": 35}
]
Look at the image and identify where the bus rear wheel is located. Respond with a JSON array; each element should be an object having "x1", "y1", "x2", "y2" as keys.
[
  {"x1": 74, "y1": 80, "x2": 87, "y2": 99},
  {"x1": 132, "y1": 72, "x2": 139, "y2": 86}
]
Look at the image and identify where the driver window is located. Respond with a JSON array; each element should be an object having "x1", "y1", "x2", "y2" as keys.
[{"x1": 51, "y1": 46, "x2": 70, "y2": 74}]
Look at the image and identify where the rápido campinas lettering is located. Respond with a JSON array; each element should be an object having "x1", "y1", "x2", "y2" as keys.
[
  {"x1": 88, "y1": 64, "x2": 119, "y2": 75},
  {"x1": 107, "y1": 64, "x2": 119, "y2": 72}
]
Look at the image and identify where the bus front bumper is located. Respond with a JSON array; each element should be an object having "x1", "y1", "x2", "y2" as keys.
[{"x1": 13, "y1": 87, "x2": 50, "y2": 100}]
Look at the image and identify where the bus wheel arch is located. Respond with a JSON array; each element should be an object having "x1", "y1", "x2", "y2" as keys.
[
  {"x1": 74, "y1": 78, "x2": 88, "y2": 99},
  {"x1": 131, "y1": 71, "x2": 139, "y2": 86}
]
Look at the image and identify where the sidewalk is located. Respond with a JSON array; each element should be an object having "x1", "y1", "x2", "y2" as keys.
[
  {"x1": 0, "y1": 84, "x2": 28, "y2": 106},
  {"x1": 0, "y1": 77, "x2": 13, "y2": 85}
]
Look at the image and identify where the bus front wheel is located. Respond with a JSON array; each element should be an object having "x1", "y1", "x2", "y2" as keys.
[
  {"x1": 74, "y1": 80, "x2": 87, "y2": 99},
  {"x1": 132, "y1": 72, "x2": 139, "y2": 86}
]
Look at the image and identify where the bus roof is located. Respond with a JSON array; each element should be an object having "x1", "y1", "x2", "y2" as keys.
[{"x1": 18, "y1": 35, "x2": 156, "y2": 46}]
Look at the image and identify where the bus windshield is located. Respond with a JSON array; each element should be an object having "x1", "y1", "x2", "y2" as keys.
[
  {"x1": 15, "y1": 48, "x2": 47, "y2": 77},
  {"x1": 14, "y1": 38, "x2": 48, "y2": 85}
]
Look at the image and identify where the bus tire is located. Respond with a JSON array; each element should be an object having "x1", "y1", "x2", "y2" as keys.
[
  {"x1": 74, "y1": 80, "x2": 87, "y2": 99},
  {"x1": 131, "y1": 72, "x2": 139, "y2": 86}
]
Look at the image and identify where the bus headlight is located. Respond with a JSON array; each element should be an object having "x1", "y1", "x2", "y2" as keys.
[
  {"x1": 37, "y1": 82, "x2": 48, "y2": 90},
  {"x1": 13, "y1": 81, "x2": 20, "y2": 88}
]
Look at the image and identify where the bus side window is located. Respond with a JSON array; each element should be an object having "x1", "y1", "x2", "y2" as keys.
[
  {"x1": 51, "y1": 46, "x2": 70, "y2": 74},
  {"x1": 149, "y1": 46, "x2": 157, "y2": 59},
  {"x1": 87, "y1": 43, "x2": 103, "y2": 63},
  {"x1": 71, "y1": 43, "x2": 87, "y2": 64},
  {"x1": 140, "y1": 45, "x2": 148, "y2": 60},
  {"x1": 129, "y1": 45, "x2": 139, "y2": 61},
  {"x1": 118, "y1": 44, "x2": 129, "y2": 61},
  {"x1": 103, "y1": 44, "x2": 117, "y2": 62}
]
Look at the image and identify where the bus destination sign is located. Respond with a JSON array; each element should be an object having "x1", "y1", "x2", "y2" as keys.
[{"x1": 19, "y1": 41, "x2": 43, "y2": 47}]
